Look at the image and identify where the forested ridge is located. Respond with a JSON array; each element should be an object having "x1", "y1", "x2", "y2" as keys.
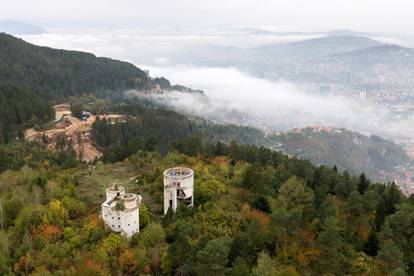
[
  {"x1": 90, "y1": 99, "x2": 271, "y2": 163},
  {"x1": 0, "y1": 33, "x2": 149, "y2": 143},
  {"x1": 269, "y1": 127, "x2": 412, "y2": 181}
]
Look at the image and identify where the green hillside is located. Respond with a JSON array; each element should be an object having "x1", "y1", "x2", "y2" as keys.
[
  {"x1": 0, "y1": 137, "x2": 412, "y2": 275},
  {"x1": 269, "y1": 127, "x2": 412, "y2": 181},
  {"x1": 0, "y1": 33, "x2": 149, "y2": 143}
]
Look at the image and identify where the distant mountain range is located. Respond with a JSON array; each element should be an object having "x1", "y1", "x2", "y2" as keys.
[
  {"x1": 250, "y1": 35, "x2": 382, "y2": 58},
  {"x1": 227, "y1": 28, "x2": 389, "y2": 40},
  {"x1": 0, "y1": 20, "x2": 45, "y2": 35},
  {"x1": 293, "y1": 44, "x2": 414, "y2": 87},
  {"x1": 174, "y1": 35, "x2": 414, "y2": 86},
  {"x1": 174, "y1": 35, "x2": 383, "y2": 65}
]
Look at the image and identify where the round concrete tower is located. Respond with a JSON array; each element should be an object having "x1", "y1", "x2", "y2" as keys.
[
  {"x1": 163, "y1": 167, "x2": 194, "y2": 214},
  {"x1": 105, "y1": 185, "x2": 125, "y2": 201},
  {"x1": 122, "y1": 193, "x2": 138, "y2": 210}
]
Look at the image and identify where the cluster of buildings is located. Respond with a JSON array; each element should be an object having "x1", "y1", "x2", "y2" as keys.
[
  {"x1": 274, "y1": 125, "x2": 343, "y2": 136},
  {"x1": 101, "y1": 167, "x2": 194, "y2": 237}
]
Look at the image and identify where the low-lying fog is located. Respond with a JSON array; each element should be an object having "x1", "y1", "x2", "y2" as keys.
[
  {"x1": 140, "y1": 65, "x2": 414, "y2": 144},
  {"x1": 19, "y1": 29, "x2": 414, "y2": 148}
]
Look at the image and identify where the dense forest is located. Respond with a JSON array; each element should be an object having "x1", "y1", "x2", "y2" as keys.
[
  {"x1": 90, "y1": 99, "x2": 271, "y2": 163},
  {"x1": 91, "y1": 100, "x2": 195, "y2": 162},
  {"x1": 0, "y1": 83, "x2": 54, "y2": 143},
  {"x1": 0, "y1": 133, "x2": 413, "y2": 275},
  {"x1": 0, "y1": 33, "x2": 149, "y2": 143}
]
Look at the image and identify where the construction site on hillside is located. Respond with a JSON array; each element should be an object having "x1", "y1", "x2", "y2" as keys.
[{"x1": 25, "y1": 104, "x2": 127, "y2": 162}]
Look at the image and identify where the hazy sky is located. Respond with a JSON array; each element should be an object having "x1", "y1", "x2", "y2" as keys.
[{"x1": 2, "y1": 0, "x2": 414, "y2": 33}]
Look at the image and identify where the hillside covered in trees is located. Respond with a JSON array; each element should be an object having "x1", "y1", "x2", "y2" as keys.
[
  {"x1": 269, "y1": 127, "x2": 413, "y2": 183},
  {"x1": 1, "y1": 94, "x2": 411, "y2": 275},
  {"x1": 0, "y1": 136, "x2": 413, "y2": 275},
  {"x1": 88, "y1": 98, "x2": 273, "y2": 163},
  {"x1": 0, "y1": 33, "x2": 150, "y2": 143},
  {"x1": 0, "y1": 96, "x2": 412, "y2": 275}
]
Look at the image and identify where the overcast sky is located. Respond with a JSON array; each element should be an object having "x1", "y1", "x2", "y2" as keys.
[{"x1": 2, "y1": 0, "x2": 414, "y2": 33}]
